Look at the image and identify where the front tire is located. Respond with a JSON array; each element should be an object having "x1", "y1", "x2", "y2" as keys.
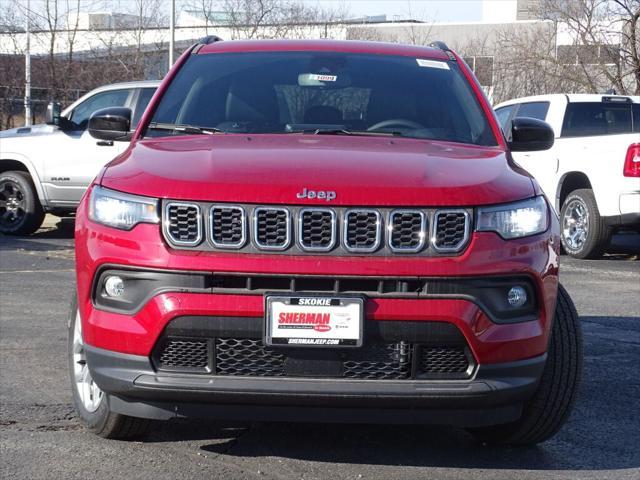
[
  {"x1": 560, "y1": 189, "x2": 609, "y2": 259},
  {"x1": 468, "y1": 284, "x2": 582, "y2": 445},
  {"x1": 68, "y1": 297, "x2": 152, "y2": 439},
  {"x1": 0, "y1": 171, "x2": 45, "y2": 235}
]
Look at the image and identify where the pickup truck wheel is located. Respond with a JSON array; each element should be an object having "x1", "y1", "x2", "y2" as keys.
[
  {"x1": 560, "y1": 189, "x2": 609, "y2": 259},
  {"x1": 68, "y1": 297, "x2": 152, "y2": 439},
  {"x1": 468, "y1": 284, "x2": 582, "y2": 445},
  {"x1": 0, "y1": 171, "x2": 45, "y2": 235}
]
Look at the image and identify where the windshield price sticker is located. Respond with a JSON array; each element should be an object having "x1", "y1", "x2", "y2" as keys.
[
  {"x1": 416, "y1": 59, "x2": 450, "y2": 70},
  {"x1": 308, "y1": 74, "x2": 337, "y2": 82},
  {"x1": 265, "y1": 296, "x2": 363, "y2": 347}
]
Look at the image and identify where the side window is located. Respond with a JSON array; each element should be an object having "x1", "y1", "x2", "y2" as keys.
[
  {"x1": 561, "y1": 102, "x2": 632, "y2": 137},
  {"x1": 495, "y1": 105, "x2": 515, "y2": 132},
  {"x1": 515, "y1": 101, "x2": 550, "y2": 121},
  {"x1": 132, "y1": 88, "x2": 157, "y2": 128},
  {"x1": 633, "y1": 104, "x2": 640, "y2": 133},
  {"x1": 69, "y1": 89, "x2": 132, "y2": 130}
]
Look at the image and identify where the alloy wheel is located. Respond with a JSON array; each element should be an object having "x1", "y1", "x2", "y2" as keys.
[
  {"x1": 562, "y1": 199, "x2": 589, "y2": 251},
  {"x1": 0, "y1": 180, "x2": 26, "y2": 229},
  {"x1": 72, "y1": 311, "x2": 103, "y2": 413}
]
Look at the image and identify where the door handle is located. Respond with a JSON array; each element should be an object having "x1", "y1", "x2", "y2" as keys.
[{"x1": 96, "y1": 140, "x2": 114, "y2": 147}]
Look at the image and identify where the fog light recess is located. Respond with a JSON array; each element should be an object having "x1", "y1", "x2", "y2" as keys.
[
  {"x1": 507, "y1": 286, "x2": 527, "y2": 308},
  {"x1": 104, "y1": 276, "x2": 125, "y2": 297}
]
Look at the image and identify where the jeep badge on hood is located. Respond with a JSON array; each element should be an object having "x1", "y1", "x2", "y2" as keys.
[{"x1": 296, "y1": 188, "x2": 337, "y2": 201}]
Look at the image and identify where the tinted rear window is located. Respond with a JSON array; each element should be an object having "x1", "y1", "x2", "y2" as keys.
[
  {"x1": 148, "y1": 52, "x2": 497, "y2": 146},
  {"x1": 561, "y1": 102, "x2": 632, "y2": 137},
  {"x1": 516, "y1": 102, "x2": 550, "y2": 121},
  {"x1": 633, "y1": 104, "x2": 640, "y2": 132}
]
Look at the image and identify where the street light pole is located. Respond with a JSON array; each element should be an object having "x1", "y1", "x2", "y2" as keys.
[
  {"x1": 24, "y1": 0, "x2": 32, "y2": 126},
  {"x1": 169, "y1": 0, "x2": 175, "y2": 71}
]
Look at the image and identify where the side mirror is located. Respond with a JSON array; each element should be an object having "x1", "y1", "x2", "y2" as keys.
[
  {"x1": 45, "y1": 102, "x2": 62, "y2": 126},
  {"x1": 88, "y1": 107, "x2": 132, "y2": 141},
  {"x1": 509, "y1": 117, "x2": 555, "y2": 152}
]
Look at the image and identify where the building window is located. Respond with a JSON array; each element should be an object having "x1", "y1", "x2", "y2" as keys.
[{"x1": 557, "y1": 44, "x2": 620, "y2": 65}]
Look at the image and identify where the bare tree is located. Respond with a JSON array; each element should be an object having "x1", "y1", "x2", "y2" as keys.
[{"x1": 521, "y1": 0, "x2": 639, "y2": 95}]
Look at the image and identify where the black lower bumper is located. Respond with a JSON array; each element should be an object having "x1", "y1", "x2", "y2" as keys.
[{"x1": 86, "y1": 345, "x2": 546, "y2": 427}]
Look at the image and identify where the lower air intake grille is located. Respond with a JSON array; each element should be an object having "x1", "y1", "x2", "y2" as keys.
[
  {"x1": 157, "y1": 339, "x2": 210, "y2": 371},
  {"x1": 215, "y1": 338, "x2": 286, "y2": 376},
  {"x1": 343, "y1": 342, "x2": 412, "y2": 379},
  {"x1": 153, "y1": 337, "x2": 474, "y2": 380},
  {"x1": 417, "y1": 345, "x2": 471, "y2": 378}
]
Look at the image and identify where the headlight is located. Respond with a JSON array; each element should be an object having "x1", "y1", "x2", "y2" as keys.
[
  {"x1": 89, "y1": 185, "x2": 158, "y2": 230},
  {"x1": 476, "y1": 196, "x2": 548, "y2": 239}
]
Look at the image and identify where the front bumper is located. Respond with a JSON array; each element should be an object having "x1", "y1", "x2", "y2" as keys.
[{"x1": 87, "y1": 344, "x2": 545, "y2": 426}]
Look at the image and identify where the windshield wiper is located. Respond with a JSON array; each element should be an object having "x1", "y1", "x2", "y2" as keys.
[
  {"x1": 147, "y1": 122, "x2": 223, "y2": 135},
  {"x1": 288, "y1": 128, "x2": 399, "y2": 137}
]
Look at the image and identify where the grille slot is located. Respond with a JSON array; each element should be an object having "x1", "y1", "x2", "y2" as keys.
[
  {"x1": 210, "y1": 205, "x2": 246, "y2": 248},
  {"x1": 254, "y1": 208, "x2": 290, "y2": 250},
  {"x1": 157, "y1": 339, "x2": 210, "y2": 371},
  {"x1": 344, "y1": 209, "x2": 381, "y2": 252},
  {"x1": 417, "y1": 345, "x2": 472, "y2": 379},
  {"x1": 432, "y1": 210, "x2": 469, "y2": 252},
  {"x1": 389, "y1": 210, "x2": 427, "y2": 252},
  {"x1": 298, "y1": 209, "x2": 336, "y2": 251},
  {"x1": 164, "y1": 203, "x2": 202, "y2": 246}
]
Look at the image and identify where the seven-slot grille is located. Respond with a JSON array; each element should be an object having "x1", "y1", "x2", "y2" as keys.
[
  {"x1": 432, "y1": 210, "x2": 470, "y2": 252},
  {"x1": 162, "y1": 202, "x2": 471, "y2": 255},
  {"x1": 210, "y1": 206, "x2": 246, "y2": 248}
]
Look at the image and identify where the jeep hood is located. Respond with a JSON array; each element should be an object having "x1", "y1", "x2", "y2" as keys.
[{"x1": 101, "y1": 135, "x2": 534, "y2": 206}]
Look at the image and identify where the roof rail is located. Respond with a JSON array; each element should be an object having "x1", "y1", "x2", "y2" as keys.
[
  {"x1": 192, "y1": 35, "x2": 223, "y2": 54},
  {"x1": 199, "y1": 35, "x2": 223, "y2": 45},
  {"x1": 429, "y1": 41, "x2": 450, "y2": 51}
]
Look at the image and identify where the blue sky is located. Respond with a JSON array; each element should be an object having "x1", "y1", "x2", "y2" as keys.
[{"x1": 305, "y1": 0, "x2": 483, "y2": 22}]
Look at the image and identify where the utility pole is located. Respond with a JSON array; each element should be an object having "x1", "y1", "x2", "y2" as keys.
[
  {"x1": 24, "y1": 0, "x2": 32, "y2": 126},
  {"x1": 169, "y1": 0, "x2": 175, "y2": 71}
]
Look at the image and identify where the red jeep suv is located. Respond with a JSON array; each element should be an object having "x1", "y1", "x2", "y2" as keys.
[{"x1": 69, "y1": 39, "x2": 582, "y2": 445}]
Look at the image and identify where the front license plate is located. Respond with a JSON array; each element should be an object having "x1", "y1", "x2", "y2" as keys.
[{"x1": 265, "y1": 295, "x2": 364, "y2": 347}]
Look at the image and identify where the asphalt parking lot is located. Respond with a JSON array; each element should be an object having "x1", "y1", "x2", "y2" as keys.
[{"x1": 1, "y1": 217, "x2": 639, "y2": 480}]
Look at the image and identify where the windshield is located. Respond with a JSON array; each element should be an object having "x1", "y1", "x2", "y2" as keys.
[{"x1": 147, "y1": 51, "x2": 497, "y2": 146}]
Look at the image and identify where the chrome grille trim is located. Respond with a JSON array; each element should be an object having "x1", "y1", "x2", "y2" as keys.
[
  {"x1": 163, "y1": 202, "x2": 202, "y2": 246},
  {"x1": 430, "y1": 209, "x2": 471, "y2": 253},
  {"x1": 343, "y1": 209, "x2": 382, "y2": 253},
  {"x1": 387, "y1": 210, "x2": 427, "y2": 253},
  {"x1": 297, "y1": 208, "x2": 337, "y2": 252},
  {"x1": 209, "y1": 205, "x2": 247, "y2": 249},
  {"x1": 253, "y1": 207, "x2": 291, "y2": 251}
]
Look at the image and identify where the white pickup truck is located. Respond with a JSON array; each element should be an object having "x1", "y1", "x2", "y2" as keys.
[
  {"x1": 0, "y1": 80, "x2": 159, "y2": 235},
  {"x1": 494, "y1": 94, "x2": 640, "y2": 258}
]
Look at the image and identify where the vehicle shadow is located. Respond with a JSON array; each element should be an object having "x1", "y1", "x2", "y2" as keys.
[
  {"x1": 143, "y1": 314, "x2": 639, "y2": 472},
  {"x1": 0, "y1": 216, "x2": 75, "y2": 252}
]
